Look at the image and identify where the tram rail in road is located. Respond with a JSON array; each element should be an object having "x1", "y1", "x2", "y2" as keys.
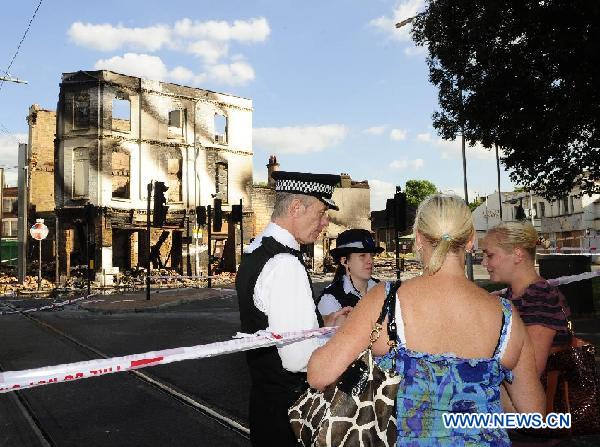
[{"x1": 0, "y1": 297, "x2": 251, "y2": 447}]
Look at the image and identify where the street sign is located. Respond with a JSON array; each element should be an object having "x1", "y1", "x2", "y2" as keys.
[
  {"x1": 30, "y1": 219, "x2": 49, "y2": 241},
  {"x1": 192, "y1": 227, "x2": 203, "y2": 239}
]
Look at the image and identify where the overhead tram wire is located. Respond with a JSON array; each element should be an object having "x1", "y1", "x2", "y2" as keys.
[{"x1": 0, "y1": 0, "x2": 44, "y2": 93}]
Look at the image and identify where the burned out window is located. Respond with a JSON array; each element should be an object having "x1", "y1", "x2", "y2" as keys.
[
  {"x1": 73, "y1": 147, "x2": 89, "y2": 198},
  {"x1": 167, "y1": 157, "x2": 183, "y2": 202},
  {"x1": 3, "y1": 197, "x2": 17, "y2": 214},
  {"x1": 73, "y1": 94, "x2": 90, "y2": 129},
  {"x1": 168, "y1": 109, "x2": 184, "y2": 138},
  {"x1": 215, "y1": 162, "x2": 228, "y2": 203},
  {"x1": 214, "y1": 113, "x2": 227, "y2": 144},
  {"x1": 112, "y1": 94, "x2": 131, "y2": 132},
  {"x1": 111, "y1": 149, "x2": 130, "y2": 199},
  {"x1": 561, "y1": 197, "x2": 569, "y2": 214}
]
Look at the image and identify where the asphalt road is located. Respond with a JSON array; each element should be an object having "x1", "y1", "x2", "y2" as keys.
[
  {"x1": 0, "y1": 295, "x2": 251, "y2": 447},
  {"x1": 1, "y1": 285, "x2": 600, "y2": 447}
]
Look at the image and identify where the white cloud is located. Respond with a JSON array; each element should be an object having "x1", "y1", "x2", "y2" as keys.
[
  {"x1": 390, "y1": 128, "x2": 407, "y2": 141},
  {"x1": 253, "y1": 125, "x2": 347, "y2": 154},
  {"x1": 390, "y1": 159, "x2": 408, "y2": 169},
  {"x1": 434, "y1": 138, "x2": 498, "y2": 160},
  {"x1": 197, "y1": 60, "x2": 255, "y2": 86},
  {"x1": 170, "y1": 66, "x2": 194, "y2": 83},
  {"x1": 390, "y1": 158, "x2": 424, "y2": 170},
  {"x1": 369, "y1": 0, "x2": 425, "y2": 42},
  {"x1": 415, "y1": 132, "x2": 501, "y2": 160},
  {"x1": 69, "y1": 18, "x2": 270, "y2": 87},
  {"x1": 404, "y1": 45, "x2": 426, "y2": 56},
  {"x1": 0, "y1": 133, "x2": 27, "y2": 186},
  {"x1": 369, "y1": 179, "x2": 397, "y2": 211},
  {"x1": 68, "y1": 22, "x2": 171, "y2": 52},
  {"x1": 94, "y1": 53, "x2": 169, "y2": 81},
  {"x1": 174, "y1": 17, "x2": 270, "y2": 42},
  {"x1": 363, "y1": 126, "x2": 386, "y2": 135},
  {"x1": 416, "y1": 132, "x2": 432, "y2": 142},
  {"x1": 187, "y1": 40, "x2": 229, "y2": 64},
  {"x1": 94, "y1": 53, "x2": 255, "y2": 86},
  {"x1": 412, "y1": 158, "x2": 425, "y2": 169}
]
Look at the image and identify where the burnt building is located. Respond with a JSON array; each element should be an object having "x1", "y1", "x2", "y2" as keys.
[{"x1": 51, "y1": 70, "x2": 253, "y2": 282}]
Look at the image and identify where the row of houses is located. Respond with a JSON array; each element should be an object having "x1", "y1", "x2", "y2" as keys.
[
  {"x1": 472, "y1": 190, "x2": 600, "y2": 254},
  {"x1": 367, "y1": 188, "x2": 600, "y2": 261},
  {"x1": 12, "y1": 70, "x2": 372, "y2": 283}
]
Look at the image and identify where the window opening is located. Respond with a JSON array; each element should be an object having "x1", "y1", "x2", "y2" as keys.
[
  {"x1": 215, "y1": 161, "x2": 228, "y2": 203},
  {"x1": 73, "y1": 147, "x2": 89, "y2": 198},
  {"x1": 112, "y1": 95, "x2": 131, "y2": 132},
  {"x1": 111, "y1": 149, "x2": 130, "y2": 199},
  {"x1": 214, "y1": 114, "x2": 227, "y2": 144}
]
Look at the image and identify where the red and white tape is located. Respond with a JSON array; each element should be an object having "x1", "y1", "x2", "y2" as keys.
[
  {"x1": 0, "y1": 294, "x2": 98, "y2": 316},
  {"x1": 0, "y1": 327, "x2": 335, "y2": 393},
  {"x1": 492, "y1": 270, "x2": 600, "y2": 295}
]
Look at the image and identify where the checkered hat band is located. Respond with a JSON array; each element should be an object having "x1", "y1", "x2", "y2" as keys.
[{"x1": 275, "y1": 179, "x2": 334, "y2": 196}]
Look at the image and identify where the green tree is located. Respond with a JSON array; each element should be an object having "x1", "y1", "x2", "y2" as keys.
[
  {"x1": 411, "y1": 0, "x2": 600, "y2": 200},
  {"x1": 405, "y1": 179, "x2": 438, "y2": 208},
  {"x1": 468, "y1": 197, "x2": 484, "y2": 212}
]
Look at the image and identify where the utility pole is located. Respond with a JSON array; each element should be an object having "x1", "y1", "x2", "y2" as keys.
[
  {"x1": 17, "y1": 143, "x2": 28, "y2": 284},
  {"x1": 146, "y1": 182, "x2": 152, "y2": 300},
  {"x1": 0, "y1": 168, "x2": 4, "y2": 270},
  {"x1": 207, "y1": 205, "x2": 212, "y2": 289},
  {"x1": 462, "y1": 133, "x2": 474, "y2": 281},
  {"x1": 495, "y1": 144, "x2": 503, "y2": 221},
  {"x1": 239, "y1": 198, "x2": 244, "y2": 262}
]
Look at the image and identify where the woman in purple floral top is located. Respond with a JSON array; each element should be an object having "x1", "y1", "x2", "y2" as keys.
[{"x1": 482, "y1": 221, "x2": 571, "y2": 376}]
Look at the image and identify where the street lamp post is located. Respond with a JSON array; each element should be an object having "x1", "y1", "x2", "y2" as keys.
[{"x1": 461, "y1": 132, "x2": 474, "y2": 281}]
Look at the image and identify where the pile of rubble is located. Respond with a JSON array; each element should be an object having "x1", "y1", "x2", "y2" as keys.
[
  {"x1": 373, "y1": 256, "x2": 422, "y2": 274},
  {"x1": 106, "y1": 268, "x2": 236, "y2": 291},
  {"x1": 0, "y1": 273, "x2": 54, "y2": 296}
]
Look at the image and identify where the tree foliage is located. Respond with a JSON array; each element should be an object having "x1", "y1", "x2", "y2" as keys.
[
  {"x1": 405, "y1": 179, "x2": 438, "y2": 208},
  {"x1": 412, "y1": 0, "x2": 600, "y2": 199}
]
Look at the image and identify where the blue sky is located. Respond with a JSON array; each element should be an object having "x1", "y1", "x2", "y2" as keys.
[{"x1": 0, "y1": 0, "x2": 515, "y2": 209}]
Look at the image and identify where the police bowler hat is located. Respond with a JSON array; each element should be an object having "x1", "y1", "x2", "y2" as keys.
[{"x1": 330, "y1": 229, "x2": 383, "y2": 260}]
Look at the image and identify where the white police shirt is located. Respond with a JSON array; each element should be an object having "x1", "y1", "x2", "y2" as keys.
[
  {"x1": 246, "y1": 222, "x2": 326, "y2": 373},
  {"x1": 317, "y1": 274, "x2": 379, "y2": 316}
]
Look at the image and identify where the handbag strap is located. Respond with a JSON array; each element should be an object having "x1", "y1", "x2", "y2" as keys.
[
  {"x1": 560, "y1": 306, "x2": 574, "y2": 336},
  {"x1": 370, "y1": 281, "x2": 401, "y2": 348}
]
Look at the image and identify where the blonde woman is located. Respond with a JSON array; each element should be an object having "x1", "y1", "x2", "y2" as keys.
[
  {"x1": 307, "y1": 194, "x2": 544, "y2": 446},
  {"x1": 481, "y1": 222, "x2": 571, "y2": 376}
]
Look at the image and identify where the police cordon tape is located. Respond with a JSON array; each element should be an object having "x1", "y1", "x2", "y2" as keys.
[
  {"x1": 0, "y1": 327, "x2": 335, "y2": 393},
  {"x1": 492, "y1": 270, "x2": 600, "y2": 295},
  {"x1": 1, "y1": 270, "x2": 598, "y2": 393},
  {"x1": 0, "y1": 294, "x2": 98, "y2": 315}
]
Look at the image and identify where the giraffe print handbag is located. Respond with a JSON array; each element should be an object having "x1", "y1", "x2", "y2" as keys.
[{"x1": 288, "y1": 281, "x2": 401, "y2": 447}]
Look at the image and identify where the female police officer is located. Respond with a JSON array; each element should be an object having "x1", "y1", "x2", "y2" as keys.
[{"x1": 317, "y1": 229, "x2": 383, "y2": 317}]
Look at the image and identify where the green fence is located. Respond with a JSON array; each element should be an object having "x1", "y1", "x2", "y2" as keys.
[{"x1": 0, "y1": 239, "x2": 18, "y2": 267}]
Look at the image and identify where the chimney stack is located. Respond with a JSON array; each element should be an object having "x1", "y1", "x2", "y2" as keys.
[{"x1": 267, "y1": 155, "x2": 279, "y2": 187}]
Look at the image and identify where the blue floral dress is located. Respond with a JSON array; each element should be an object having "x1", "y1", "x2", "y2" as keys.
[{"x1": 378, "y1": 284, "x2": 514, "y2": 446}]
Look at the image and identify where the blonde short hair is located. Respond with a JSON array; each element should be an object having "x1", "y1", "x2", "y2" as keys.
[
  {"x1": 413, "y1": 194, "x2": 474, "y2": 274},
  {"x1": 485, "y1": 221, "x2": 538, "y2": 260}
]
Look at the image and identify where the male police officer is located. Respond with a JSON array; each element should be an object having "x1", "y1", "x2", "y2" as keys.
[{"x1": 236, "y1": 171, "x2": 351, "y2": 446}]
